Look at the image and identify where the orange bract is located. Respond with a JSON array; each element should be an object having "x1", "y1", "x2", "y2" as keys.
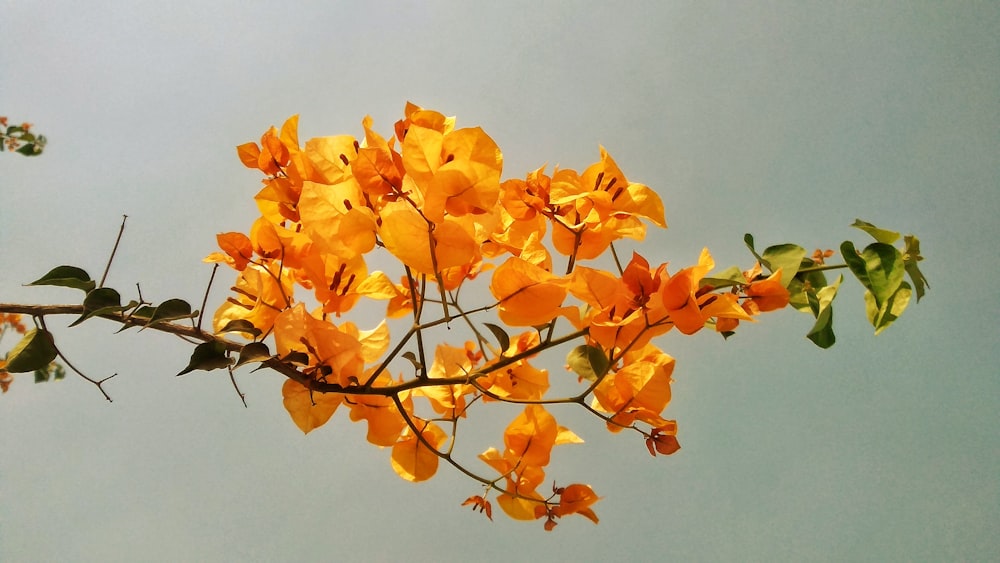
[
  {"x1": 282, "y1": 379, "x2": 343, "y2": 434},
  {"x1": 490, "y1": 257, "x2": 571, "y2": 326},
  {"x1": 391, "y1": 420, "x2": 448, "y2": 482}
]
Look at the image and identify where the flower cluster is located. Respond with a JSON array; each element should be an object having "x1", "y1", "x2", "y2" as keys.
[
  {"x1": 0, "y1": 117, "x2": 45, "y2": 155},
  {"x1": 207, "y1": 103, "x2": 791, "y2": 527}
]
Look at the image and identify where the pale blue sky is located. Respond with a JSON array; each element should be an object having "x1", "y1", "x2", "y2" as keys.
[{"x1": 2, "y1": 2, "x2": 998, "y2": 561}]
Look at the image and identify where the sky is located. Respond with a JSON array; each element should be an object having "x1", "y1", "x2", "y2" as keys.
[{"x1": 2, "y1": 1, "x2": 998, "y2": 561}]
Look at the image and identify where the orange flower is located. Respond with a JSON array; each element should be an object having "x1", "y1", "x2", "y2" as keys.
[
  {"x1": 0, "y1": 360, "x2": 11, "y2": 394},
  {"x1": 461, "y1": 496, "x2": 493, "y2": 521},
  {"x1": 570, "y1": 253, "x2": 673, "y2": 351},
  {"x1": 592, "y1": 344, "x2": 675, "y2": 432},
  {"x1": 660, "y1": 248, "x2": 715, "y2": 334},
  {"x1": 415, "y1": 343, "x2": 478, "y2": 418},
  {"x1": 481, "y1": 331, "x2": 550, "y2": 401},
  {"x1": 297, "y1": 252, "x2": 367, "y2": 316},
  {"x1": 400, "y1": 119, "x2": 503, "y2": 225},
  {"x1": 1, "y1": 313, "x2": 27, "y2": 334},
  {"x1": 282, "y1": 379, "x2": 343, "y2": 434},
  {"x1": 645, "y1": 423, "x2": 681, "y2": 456},
  {"x1": 352, "y1": 115, "x2": 404, "y2": 201},
  {"x1": 347, "y1": 371, "x2": 412, "y2": 446},
  {"x1": 489, "y1": 257, "x2": 571, "y2": 326},
  {"x1": 272, "y1": 304, "x2": 365, "y2": 386},
  {"x1": 379, "y1": 200, "x2": 478, "y2": 286},
  {"x1": 745, "y1": 269, "x2": 790, "y2": 312},
  {"x1": 550, "y1": 483, "x2": 600, "y2": 524},
  {"x1": 715, "y1": 268, "x2": 790, "y2": 333},
  {"x1": 212, "y1": 260, "x2": 293, "y2": 336},
  {"x1": 546, "y1": 148, "x2": 665, "y2": 260},
  {"x1": 355, "y1": 271, "x2": 418, "y2": 319},
  {"x1": 204, "y1": 232, "x2": 254, "y2": 270},
  {"x1": 391, "y1": 419, "x2": 448, "y2": 482}
]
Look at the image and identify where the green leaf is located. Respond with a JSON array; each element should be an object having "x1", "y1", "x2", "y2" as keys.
[
  {"x1": 840, "y1": 241, "x2": 870, "y2": 290},
  {"x1": 483, "y1": 323, "x2": 510, "y2": 352},
  {"x1": 902, "y1": 234, "x2": 929, "y2": 302},
  {"x1": 400, "y1": 351, "x2": 423, "y2": 371},
  {"x1": 844, "y1": 240, "x2": 910, "y2": 333},
  {"x1": 4, "y1": 329, "x2": 58, "y2": 373},
  {"x1": 216, "y1": 319, "x2": 262, "y2": 338},
  {"x1": 281, "y1": 350, "x2": 311, "y2": 366},
  {"x1": 744, "y1": 233, "x2": 765, "y2": 264},
  {"x1": 140, "y1": 298, "x2": 196, "y2": 329},
  {"x1": 234, "y1": 342, "x2": 272, "y2": 368},
  {"x1": 176, "y1": 341, "x2": 232, "y2": 376},
  {"x1": 701, "y1": 265, "x2": 745, "y2": 289},
  {"x1": 761, "y1": 244, "x2": 806, "y2": 287},
  {"x1": 866, "y1": 282, "x2": 913, "y2": 335},
  {"x1": 115, "y1": 305, "x2": 157, "y2": 333},
  {"x1": 130, "y1": 305, "x2": 157, "y2": 320},
  {"x1": 34, "y1": 362, "x2": 66, "y2": 384},
  {"x1": 788, "y1": 261, "x2": 828, "y2": 314},
  {"x1": 27, "y1": 266, "x2": 96, "y2": 292},
  {"x1": 16, "y1": 143, "x2": 41, "y2": 156},
  {"x1": 861, "y1": 243, "x2": 905, "y2": 306},
  {"x1": 744, "y1": 235, "x2": 806, "y2": 287},
  {"x1": 851, "y1": 219, "x2": 900, "y2": 244},
  {"x1": 565, "y1": 344, "x2": 608, "y2": 383},
  {"x1": 69, "y1": 288, "x2": 132, "y2": 327},
  {"x1": 805, "y1": 275, "x2": 842, "y2": 349}
]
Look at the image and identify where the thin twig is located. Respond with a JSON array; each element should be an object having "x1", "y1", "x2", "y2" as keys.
[
  {"x1": 37, "y1": 316, "x2": 115, "y2": 402},
  {"x1": 99, "y1": 215, "x2": 128, "y2": 288},
  {"x1": 198, "y1": 264, "x2": 219, "y2": 332},
  {"x1": 228, "y1": 367, "x2": 247, "y2": 408}
]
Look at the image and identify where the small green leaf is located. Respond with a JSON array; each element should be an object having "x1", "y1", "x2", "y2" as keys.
[
  {"x1": 744, "y1": 233, "x2": 765, "y2": 264},
  {"x1": 130, "y1": 306, "x2": 157, "y2": 320},
  {"x1": 902, "y1": 234, "x2": 929, "y2": 302},
  {"x1": 788, "y1": 261, "x2": 828, "y2": 314},
  {"x1": 860, "y1": 243, "x2": 905, "y2": 306},
  {"x1": 483, "y1": 323, "x2": 511, "y2": 352},
  {"x1": 69, "y1": 288, "x2": 130, "y2": 326},
  {"x1": 234, "y1": 342, "x2": 272, "y2": 368},
  {"x1": 701, "y1": 265, "x2": 745, "y2": 289},
  {"x1": 216, "y1": 319, "x2": 262, "y2": 338},
  {"x1": 281, "y1": 350, "x2": 311, "y2": 366},
  {"x1": 841, "y1": 241, "x2": 870, "y2": 290},
  {"x1": 761, "y1": 244, "x2": 806, "y2": 286},
  {"x1": 744, "y1": 235, "x2": 806, "y2": 287},
  {"x1": 34, "y1": 362, "x2": 66, "y2": 384},
  {"x1": 27, "y1": 266, "x2": 96, "y2": 292},
  {"x1": 4, "y1": 329, "x2": 58, "y2": 373},
  {"x1": 566, "y1": 344, "x2": 608, "y2": 383},
  {"x1": 851, "y1": 219, "x2": 900, "y2": 244},
  {"x1": 845, "y1": 240, "x2": 911, "y2": 333},
  {"x1": 116, "y1": 305, "x2": 157, "y2": 333},
  {"x1": 141, "y1": 298, "x2": 196, "y2": 330},
  {"x1": 16, "y1": 143, "x2": 42, "y2": 156},
  {"x1": 176, "y1": 341, "x2": 232, "y2": 376},
  {"x1": 806, "y1": 275, "x2": 842, "y2": 348},
  {"x1": 400, "y1": 351, "x2": 423, "y2": 371},
  {"x1": 867, "y1": 282, "x2": 913, "y2": 335}
]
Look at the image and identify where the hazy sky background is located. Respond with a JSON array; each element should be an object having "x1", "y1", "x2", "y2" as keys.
[{"x1": 2, "y1": 2, "x2": 998, "y2": 561}]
